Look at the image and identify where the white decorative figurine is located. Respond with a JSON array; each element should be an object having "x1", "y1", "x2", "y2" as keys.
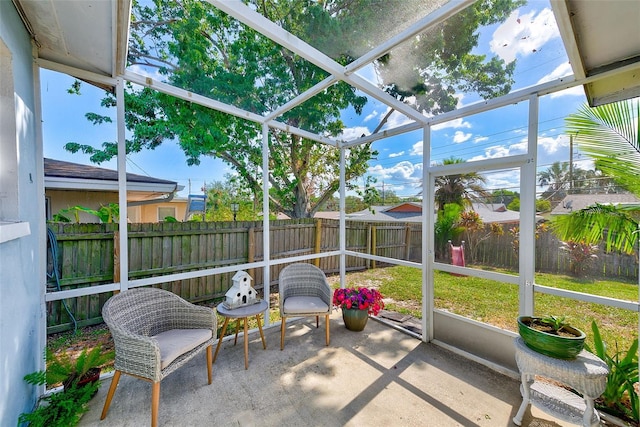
[{"x1": 224, "y1": 270, "x2": 259, "y2": 309}]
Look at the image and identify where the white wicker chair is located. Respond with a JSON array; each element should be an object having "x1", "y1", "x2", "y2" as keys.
[
  {"x1": 278, "y1": 263, "x2": 332, "y2": 350},
  {"x1": 100, "y1": 288, "x2": 216, "y2": 427}
]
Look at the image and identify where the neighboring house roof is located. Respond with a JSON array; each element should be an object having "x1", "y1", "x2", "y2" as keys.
[
  {"x1": 45, "y1": 158, "x2": 183, "y2": 201},
  {"x1": 315, "y1": 202, "x2": 522, "y2": 224},
  {"x1": 313, "y1": 211, "x2": 339, "y2": 220},
  {"x1": 345, "y1": 203, "x2": 423, "y2": 222},
  {"x1": 550, "y1": 193, "x2": 640, "y2": 215},
  {"x1": 471, "y1": 203, "x2": 520, "y2": 224}
]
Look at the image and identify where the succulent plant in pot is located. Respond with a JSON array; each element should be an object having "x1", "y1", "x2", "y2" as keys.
[{"x1": 517, "y1": 315, "x2": 586, "y2": 360}]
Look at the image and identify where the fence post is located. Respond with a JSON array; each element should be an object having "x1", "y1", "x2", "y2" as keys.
[
  {"x1": 113, "y1": 230, "x2": 120, "y2": 294},
  {"x1": 248, "y1": 226, "x2": 255, "y2": 281},
  {"x1": 314, "y1": 219, "x2": 322, "y2": 267},
  {"x1": 371, "y1": 225, "x2": 377, "y2": 269},
  {"x1": 366, "y1": 224, "x2": 372, "y2": 269},
  {"x1": 404, "y1": 223, "x2": 411, "y2": 260}
]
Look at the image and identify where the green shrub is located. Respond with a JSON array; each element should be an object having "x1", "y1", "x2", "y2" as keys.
[
  {"x1": 18, "y1": 383, "x2": 98, "y2": 427},
  {"x1": 25, "y1": 345, "x2": 113, "y2": 388}
]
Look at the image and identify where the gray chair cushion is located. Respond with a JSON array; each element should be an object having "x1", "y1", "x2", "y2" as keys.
[
  {"x1": 153, "y1": 329, "x2": 213, "y2": 369},
  {"x1": 283, "y1": 296, "x2": 329, "y2": 315}
]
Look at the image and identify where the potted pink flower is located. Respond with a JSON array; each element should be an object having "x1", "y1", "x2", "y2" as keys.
[{"x1": 333, "y1": 287, "x2": 384, "y2": 331}]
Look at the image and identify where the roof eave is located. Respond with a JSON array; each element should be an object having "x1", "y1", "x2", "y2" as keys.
[{"x1": 45, "y1": 176, "x2": 179, "y2": 194}]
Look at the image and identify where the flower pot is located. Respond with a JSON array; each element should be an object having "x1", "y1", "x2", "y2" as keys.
[
  {"x1": 342, "y1": 308, "x2": 369, "y2": 331},
  {"x1": 517, "y1": 316, "x2": 586, "y2": 359}
]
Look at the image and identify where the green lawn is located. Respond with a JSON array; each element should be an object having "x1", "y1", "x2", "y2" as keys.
[{"x1": 331, "y1": 265, "x2": 638, "y2": 353}]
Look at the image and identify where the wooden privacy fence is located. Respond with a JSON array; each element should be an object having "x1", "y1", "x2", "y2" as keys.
[
  {"x1": 46, "y1": 219, "x2": 636, "y2": 333},
  {"x1": 472, "y1": 227, "x2": 639, "y2": 278},
  {"x1": 46, "y1": 219, "x2": 419, "y2": 332}
]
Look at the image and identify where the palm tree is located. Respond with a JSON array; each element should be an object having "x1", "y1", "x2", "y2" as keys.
[
  {"x1": 551, "y1": 98, "x2": 640, "y2": 254},
  {"x1": 434, "y1": 157, "x2": 489, "y2": 213},
  {"x1": 537, "y1": 161, "x2": 571, "y2": 204},
  {"x1": 538, "y1": 161, "x2": 570, "y2": 190}
]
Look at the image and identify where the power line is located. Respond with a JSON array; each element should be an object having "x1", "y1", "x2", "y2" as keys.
[{"x1": 371, "y1": 117, "x2": 572, "y2": 169}]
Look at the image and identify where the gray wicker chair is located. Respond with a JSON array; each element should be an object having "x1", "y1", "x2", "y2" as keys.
[
  {"x1": 100, "y1": 288, "x2": 216, "y2": 427},
  {"x1": 279, "y1": 263, "x2": 332, "y2": 350}
]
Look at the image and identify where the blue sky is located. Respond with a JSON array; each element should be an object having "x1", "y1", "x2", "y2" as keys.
[
  {"x1": 339, "y1": 1, "x2": 590, "y2": 199},
  {"x1": 41, "y1": 0, "x2": 588, "y2": 200},
  {"x1": 41, "y1": 70, "x2": 229, "y2": 196}
]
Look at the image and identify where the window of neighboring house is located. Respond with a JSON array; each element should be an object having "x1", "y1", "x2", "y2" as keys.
[{"x1": 158, "y1": 206, "x2": 175, "y2": 222}]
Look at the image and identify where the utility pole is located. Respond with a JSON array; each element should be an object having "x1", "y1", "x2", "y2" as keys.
[{"x1": 569, "y1": 134, "x2": 573, "y2": 193}]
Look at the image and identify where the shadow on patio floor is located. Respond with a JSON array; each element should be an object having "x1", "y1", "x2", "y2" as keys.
[{"x1": 80, "y1": 311, "x2": 573, "y2": 427}]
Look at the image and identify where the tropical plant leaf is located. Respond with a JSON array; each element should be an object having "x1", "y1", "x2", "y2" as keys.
[
  {"x1": 551, "y1": 203, "x2": 639, "y2": 254},
  {"x1": 565, "y1": 99, "x2": 640, "y2": 195}
]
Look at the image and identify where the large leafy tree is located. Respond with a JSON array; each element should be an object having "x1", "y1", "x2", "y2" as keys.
[
  {"x1": 66, "y1": 0, "x2": 523, "y2": 218},
  {"x1": 552, "y1": 98, "x2": 640, "y2": 254}
]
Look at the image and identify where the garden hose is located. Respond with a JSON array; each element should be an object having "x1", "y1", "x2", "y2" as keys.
[{"x1": 47, "y1": 227, "x2": 77, "y2": 333}]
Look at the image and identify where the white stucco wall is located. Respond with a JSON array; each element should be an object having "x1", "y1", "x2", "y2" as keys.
[{"x1": 0, "y1": 1, "x2": 46, "y2": 424}]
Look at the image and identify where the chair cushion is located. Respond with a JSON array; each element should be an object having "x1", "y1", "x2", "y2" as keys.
[
  {"x1": 283, "y1": 296, "x2": 329, "y2": 315},
  {"x1": 153, "y1": 329, "x2": 212, "y2": 369}
]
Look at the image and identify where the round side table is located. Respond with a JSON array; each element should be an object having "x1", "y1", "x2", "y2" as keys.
[{"x1": 213, "y1": 300, "x2": 268, "y2": 370}]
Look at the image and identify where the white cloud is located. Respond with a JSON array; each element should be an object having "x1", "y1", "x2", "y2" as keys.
[
  {"x1": 483, "y1": 169, "x2": 521, "y2": 192},
  {"x1": 385, "y1": 110, "x2": 414, "y2": 129},
  {"x1": 469, "y1": 134, "x2": 568, "y2": 164},
  {"x1": 537, "y1": 62, "x2": 572, "y2": 84},
  {"x1": 364, "y1": 110, "x2": 379, "y2": 122},
  {"x1": 490, "y1": 8, "x2": 560, "y2": 63},
  {"x1": 388, "y1": 151, "x2": 405, "y2": 158},
  {"x1": 410, "y1": 141, "x2": 423, "y2": 156},
  {"x1": 575, "y1": 158, "x2": 595, "y2": 170},
  {"x1": 368, "y1": 160, "x2": 423, "y2": 182},
  {"x1": 339, "y1": 126, "x2": 371, "y2": 141},
  {"x1": 365, "y1": 107, "x2": 414, "y2": 132},
  {"x1": 549, "y1": 85, "x2": 585, "y2": 99},
  {"x1": 469, "y1": 145, "x2": 512, "y2": 161},
  {"x1": 432, "y1": 117, "x2": 472, "y2": 131},
  {"x1": 128, "y1": 64, "x2": 164, "y2": 82},
  {"x1": 538, "y1": 134, "x2": 568, "y2": 155},
  {"x1": 468, "y1": 140, "x2": 527, "y2": 161},
  {"x1": 537, "y1": 62, "x2": 585, "y2": 98},
  {"x1": 453, "y1": 131, "x2": 472, "y2": 144},
  {"x1": 474, "y1": 136, "x2": 489, "y2": 143}
]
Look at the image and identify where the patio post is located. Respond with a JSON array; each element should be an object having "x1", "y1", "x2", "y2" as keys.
[
  {"x1": 116, "y1": 77, "x2": 129, "y2": 292},
  {"x1": 422, "y1": 124, "x2": 434, "y2": 342},
  {"x1": 339, "y1": 142, "x2": 346, "y2": 288},
  {"x1": 262, "y1": 123, "x2": 271, "y2": 325},
  {"x1": 518, "y1": 94, "x2": 539, "y2": 315}
]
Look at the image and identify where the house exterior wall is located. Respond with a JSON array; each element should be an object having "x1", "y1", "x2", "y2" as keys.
[
  {"x1": 0, "y1": 2, "x2": 45, "y2": 424},
  {"x1": 46, "y1": 189, "x2": 119, "y2": 222},
  {"x1": 138, "y1": 200, "x2": 187, "y2": 222},
  {"x1": 46, "y1": 190, "x2": 186, "y2": 223}
]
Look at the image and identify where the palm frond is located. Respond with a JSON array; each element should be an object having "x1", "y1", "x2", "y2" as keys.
[
  {"x1": 551, "y1": 203, "x2": 639, "y2": 254},
  {"x1": 566, "y1": 99, "x2": 640, "y2": 195}
]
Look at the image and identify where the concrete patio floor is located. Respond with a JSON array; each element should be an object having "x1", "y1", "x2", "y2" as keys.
[{"x1": 80, "y1": 311, "x2": 575, "y2": 427}]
